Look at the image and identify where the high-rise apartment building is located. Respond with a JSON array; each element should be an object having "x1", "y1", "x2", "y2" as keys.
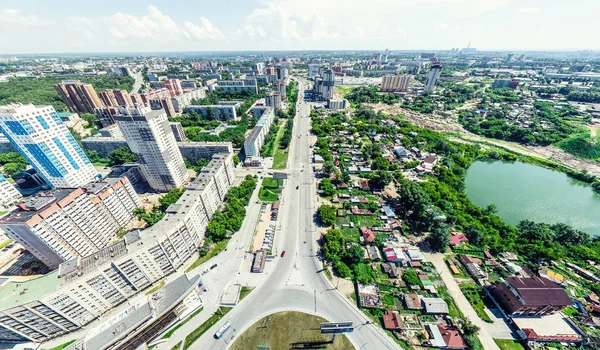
[
  {"x1": 169, "y1": 122, "x2": 186, "y2": 142},
  {"x1": 308, "y1": 64, "x2": 321, "y2": 79},
  {"x1": 0, "y1": 173, "x2": 21, "y2": 210},
  {"x1": 164, "y1": 79, "x2": 183, "y2": 97},
  {"x1": 274, "y1": 80, "x2": 287, "y2": 100},
  {"x1": 265, "y1": 64, "x2": 275, "y2": 75},
  {"x1": 0, "y1": 152, "x2": 234, "y2": 344},
  {"x1": 0, "y1": 177, "x2": 140, "y2": 269},
  {"x1": 115, "y1": 106, "x2": 189, "y2": 192},
  {"x1": 99, "y1": 89, "x2": 134, "y2": 108},
  {"x1": 94, "y1": 106, "x2": 120, "y2": 128},
  {"x1": 424, "y1": 62, "x2": 443, "y2": 92},
  {"x1": 265, "y1": 91, "x2": 282, "y2": 111},
  {"x1": 312, "y1": 68, "x2": 335, "y2": 100},
  {"x1": 55, "y1": 80, "x2": 103, "y2": 114},
  {"x1": 380, "y1": 75, "x2": 411, "y2": 92},
  {"x1": 0, "y1": 104, "x2": 99, "y2": 188}
]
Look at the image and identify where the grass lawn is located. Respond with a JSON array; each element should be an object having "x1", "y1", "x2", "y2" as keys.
[
  {"x1": 259, "y1": 177, "x2": 283, "y2": 201},
  {"x1": 170, "y1": 342, "x2": 182, "y2": 350},
  {"x1": 459, "y1": 284, "x2": 493, "y2": 323},
  {"x1": 229, "y1": 311, "x2": 353, "y2": 350},
  {"x1": 48, "y1": 340, "x2": 76, "y2": 350},
  {"x1": 163, "y1": 307, "x2": 204, "y2": 338},
  {"x1": 0, "y1": 239, "x2": 13, "y2": 250},
  {"x1": 272, "y1": 121, "x2": 290, "y2": 170},
  {"x1": 185, "y1": 239, "x2": 229, "y2": 273},
  {"x1": 145, "y1": 281, "x2": 165, "y2": 295},
  {"x1": 183, "y1": 307, "x2": 232, "y2": 349},
  {"x1": 334, "y1": 85, "x2": 354, "y2": 98},
  {"x1": 494, "y1": 339, "x2": 525, "y2": 350},
  {"x1": 239, "y1": 286, "x2": 254, "y2": 302},
  {"x1": 93, "y1": 160, "x2": 110, "y2": 167}
]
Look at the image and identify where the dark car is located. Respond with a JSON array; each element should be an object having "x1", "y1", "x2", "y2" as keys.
[
  {"x1": 281, "y1": 251, "x2": 286, "y2": 257},
  {"x1": 210, "y1": 264, "x2": 218, "y2": 270},
  {"x1": 296, "y1": 186, "x2": 299, "y2": 189}
]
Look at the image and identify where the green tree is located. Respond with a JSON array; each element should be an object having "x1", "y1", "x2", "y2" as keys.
[
  {"x1": 233, "y1": 155, "x2": 240, "y2": 166},
  {"x1": 323, "y1": 160, "x2": 336, "y2": 176},
  {"x1": 318, "y1": 204, "x2": 337, "y2": 226},
  {"x1": 319, "y1": 178, "x2": 336, "y2": 196},
  {"x1": 342, "y1": 245, "x2": 364, "y2": 266},
  {"x1": 368, "y1": 170, "x2": 393, "y2": 189},
  {"x1": 159, "y1": 188, "x2": 185, "y2": 210},
  {"x1": 427, "y1": 224, "x2": 451, "y2": 251},
  {"x1": 85, "y1": 150, "x2": 102, "y2": 163},
  {"x1": 3, "y1": 162, "x2": 26, "y2": 176},
  {"x1": 108, "y1": 147, "x2": 136, "y2": 166}
]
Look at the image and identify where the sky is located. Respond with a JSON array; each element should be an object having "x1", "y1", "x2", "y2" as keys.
[{"x1": 0, "y1": 0, "x2": 598, "y2": 54}]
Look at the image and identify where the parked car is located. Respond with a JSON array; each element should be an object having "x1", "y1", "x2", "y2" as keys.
[{"x1": 281, "y1": 251, "x2": 286, "y2": 257}]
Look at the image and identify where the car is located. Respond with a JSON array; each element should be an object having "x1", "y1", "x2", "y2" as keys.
[
  {"x1": 210, "y1": 264, "x2": 218, "y2": 270},
  {"x1": 281, "y1": 251, "x2": 286, "y2": 257},
  {"x1": 296, "y1": 186, "x2": 299, "y2": 189}
]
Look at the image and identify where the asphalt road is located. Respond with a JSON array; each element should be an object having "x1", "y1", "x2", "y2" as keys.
[
  {"x1": 131, "y1": 71, "x2": 144, "y2": 94},
  {"x1": 189, "y1": 78, "x2": 401, "y2": 350}
]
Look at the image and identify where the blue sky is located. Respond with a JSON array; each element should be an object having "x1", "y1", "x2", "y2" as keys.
[{"x1": 0, "y1": 0, "x2": 598, "y2": 54}]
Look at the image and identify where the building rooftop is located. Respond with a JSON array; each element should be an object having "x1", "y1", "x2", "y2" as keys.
[
  {"x1": 506, "y1": 276, "x2": 571, "y2": 307},
  {"x1": 0, "y1": 189, "x2": 75, "y2": 224},
  {"x1": 0, "y1": 272, "x2": 61, "y2": 310},
  {"x1": 422, "y1": 297, "x2": 449, "y2": 314}
]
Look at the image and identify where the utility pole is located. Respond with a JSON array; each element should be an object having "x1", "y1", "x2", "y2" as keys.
[{"x1": 314, "y1": 289, "x2": 317, "y2": 313}]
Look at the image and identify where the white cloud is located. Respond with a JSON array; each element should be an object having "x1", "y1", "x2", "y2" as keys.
[
  {"x1": 183, "y1": 17, "x2": 225, "y2": 41},
  {"x1": 517, "y1": 7, "x2": 539, "y2": 13}
]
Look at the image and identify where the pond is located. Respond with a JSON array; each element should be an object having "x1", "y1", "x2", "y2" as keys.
[{"x1": 465, "y1": 161, "x2": 600, "y2": 236}]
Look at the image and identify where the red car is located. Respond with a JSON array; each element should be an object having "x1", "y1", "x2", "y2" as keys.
[{"x1": 281, "y1": 251, "x2": 286, "y2": 257}]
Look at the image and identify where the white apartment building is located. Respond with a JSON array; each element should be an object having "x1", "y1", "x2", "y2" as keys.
[
  {"x1": 244, "y1": 107, "x2": 275, "y2": 157},
  {"x1": 380, "y1": 74, "x2": 411, "y2": 92},
  {"x1": 424, "y1": 62, "x2": 443, "y2": 92},
  {"x1": 308, "y1": 63, "x2": 321, "y2": 79},
  {"x1": 0, "y1": 177, "x2": 140, "y2": 269},
  {"x1": 0, "y1": 153, "x2": 234, "y2": 344},
  {"x1": 0, "y1": 104, "x2": 99, "y2": 188},
  {"x1": 115, "y1": 106, "x2": 189, "y2": 192},
  {"x1": 0, "y1": 174, "x2": 21, "y2": 210}
]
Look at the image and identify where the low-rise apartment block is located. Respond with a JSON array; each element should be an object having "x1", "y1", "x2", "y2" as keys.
[
  {"x1": 217, "y1": 79, "x2": 258, "y2": 94},
  {"x1": 186, "y1": 101, "x2": 241, "y2": 121},
  {"x1": 0, "y1": 177, "x2": 140, "y2": 269}
]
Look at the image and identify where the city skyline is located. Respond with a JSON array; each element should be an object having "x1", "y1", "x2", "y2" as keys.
[{"x1": 1, "y1": 0, "x2": 599, "y2": 54}]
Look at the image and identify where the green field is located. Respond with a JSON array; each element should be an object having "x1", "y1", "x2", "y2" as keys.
[
  {"x1": 259, "y1": 177, "x2": 283, "y2": 202},
  {"x1": 494, "y1": 339, "x2": 525, "y2": 350},
  {"x1": 272, "y1": 120, "x2": 290, "y2": 169},
  {"x1": 230, "y1": 311, "x2": 354, "y2": 350},
  {"x1": 556, "y1": 132, "x2": 600, "y2": 159}
]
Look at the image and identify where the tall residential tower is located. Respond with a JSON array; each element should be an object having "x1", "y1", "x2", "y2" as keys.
[
  {"x1": 115, "y1": 106, "x2": 189, "y2": 192},
  {"x1": 0, "y1": 104, "x2": 99, "y2": 188},
  {"x1": 424, "y1": 62, "x2": 443, "y2": 92},
  {"x1": 55, "y1": 80, "x2": 103, "y2": 114}
]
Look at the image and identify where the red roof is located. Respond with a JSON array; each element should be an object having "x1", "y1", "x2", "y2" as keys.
[
  {"x1": 438, "y1": 324, "x2": 467, "y2": 349},
  {"x1": 360, "y1": 227, "x2": 375, "y2": 242},
  {"x1": 450, "y1": 232, "x2": 469, "y2": 246},
  {"x1": 522, "y1": 328, "x2": 580, "y2": 342},
  {"x1": 382, "y1": 310, "x2": 403, "y2": 330}
]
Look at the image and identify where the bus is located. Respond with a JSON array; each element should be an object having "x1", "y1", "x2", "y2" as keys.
[{"x1": 214, "y1": 321, "x2": 232, "y2": 339}]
